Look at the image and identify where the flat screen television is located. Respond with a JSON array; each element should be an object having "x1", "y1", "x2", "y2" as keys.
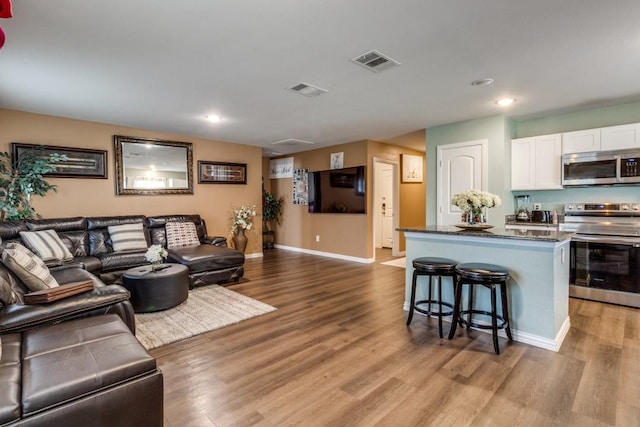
[{"x1": 308, "y1": 166, "x2": 366, "y2": 214}]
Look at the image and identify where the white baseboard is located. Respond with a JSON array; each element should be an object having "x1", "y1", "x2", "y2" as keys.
[
  {"x1": 403, "y1": 301, "x2": 570, "y2": 352},
  {"x1": 245, "y1": 252, "x2": 263, "y2": 259},
  {"x1": 274, "y1": 244, "x2": 375, "y2": 264}
]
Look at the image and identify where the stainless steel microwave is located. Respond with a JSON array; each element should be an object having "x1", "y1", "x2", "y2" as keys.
[{"x1": 562, "y1": 149, "x2": 640, "y2": 186}]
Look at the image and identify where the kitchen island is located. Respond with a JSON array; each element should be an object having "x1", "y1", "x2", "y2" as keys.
[{"x1": 399, "y1": 226, "x2": 574, "y2": 351}]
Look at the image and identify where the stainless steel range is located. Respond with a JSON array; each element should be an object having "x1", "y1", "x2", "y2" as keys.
[{"x1": 561, "y1": 202, "x2": 640, "y2": 308}]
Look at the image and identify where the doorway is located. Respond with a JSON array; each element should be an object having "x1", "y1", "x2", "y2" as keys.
[
  {"x1": 373, "y1": 158, "x2": 399, "y2": 257},
  {"x1": 437, "y1": 139, "x2": 488, "y2": 225}
]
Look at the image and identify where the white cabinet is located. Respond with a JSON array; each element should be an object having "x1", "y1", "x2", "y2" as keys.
[
  {"x1": 601, "y1": 123, "x2": 640, "y2": 150},
  {"x1": 511, "y1": 134, "x2": 562, "y2": 190},
  {"x1": 562, "y1": 129, "x2": 601, "y2": 154}
]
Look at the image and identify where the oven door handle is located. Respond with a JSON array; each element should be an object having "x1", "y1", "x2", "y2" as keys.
[{"x1": 572, "y1": 235, "x2": 640, "y2": 246}]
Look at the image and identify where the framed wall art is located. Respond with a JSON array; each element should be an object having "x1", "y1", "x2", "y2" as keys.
[
  {"x1": 198, "y1": 161, "x2": 247, "y2": 184},
  {"x1": 11, "y1": 143, "x2": 108, "y2": 179},
  {"x1": 401, "y1": 154, "x2": 423, "y2": 183}
]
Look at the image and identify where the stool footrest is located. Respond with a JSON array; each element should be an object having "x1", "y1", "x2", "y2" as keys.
[
  {"x1": 459, "y1": 309, "x2": 508, "y2": 330},
  {"x1": 413, "y1": 300, "x2": 454, "y2": 317}
]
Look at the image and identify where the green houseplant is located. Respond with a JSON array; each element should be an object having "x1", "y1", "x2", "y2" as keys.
[
  {"x1": 262, "y1": 190, "x2": 283, "y2": 250},
  {"x1": 262, "y1": 190, "x2": 284, "y2": 231},
  {"x1": 0, "y1": 149, "x2": 66, "y2": 221}
]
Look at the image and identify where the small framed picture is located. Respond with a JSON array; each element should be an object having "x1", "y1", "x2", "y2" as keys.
[
  {"x1": 330, "y1": 152, "x2": 344, "y2": 170},
  {"x1": 401, "y1": 154, "x2": 423, "y2": 183},
  {"x1": 198, "y1": 161, "x2": 247, "y2": 184}
]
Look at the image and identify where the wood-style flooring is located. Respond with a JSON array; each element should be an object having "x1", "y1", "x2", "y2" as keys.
[{"x1": 152, "y1": 249, "x2": 640, "y2": 426}]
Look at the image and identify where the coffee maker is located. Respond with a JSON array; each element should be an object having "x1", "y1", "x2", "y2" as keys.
[{"x1": 515, "y1": 195, "x2": 530, "y2": 221}]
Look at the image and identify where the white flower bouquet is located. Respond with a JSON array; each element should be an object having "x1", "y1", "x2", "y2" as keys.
[
  {"x1": 451, "y1": 189, "x2": 502, "y2": 222},
  {"x1": 230, "y1": 205, "x2": 257, "y2": 234},
  {"x1": 145, "y1": 244, "x2": 168, "y2": 264}
]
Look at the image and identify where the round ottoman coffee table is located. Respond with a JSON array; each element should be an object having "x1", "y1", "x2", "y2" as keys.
[{"x1": 122, "y1": 264, "x2": 189, "y2": 313}]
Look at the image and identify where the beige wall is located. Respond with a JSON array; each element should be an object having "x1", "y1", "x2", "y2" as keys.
[
  {"x1": 0, "y1": 108, "x2": 264, "y2": 255},
  {"x1": 264, "y1": 139, "x2": 426, "y2": 260}
]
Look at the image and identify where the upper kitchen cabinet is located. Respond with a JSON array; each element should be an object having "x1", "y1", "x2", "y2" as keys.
[
  {"x1": 562, "y1": 129, "x2": 601, "y2": 154},
  {"x1": 511, "y1": 134, "x2": 562, "y2": 190},
  {"x1": 601, "y1": 123, "x2": 640, "y2": 150}
]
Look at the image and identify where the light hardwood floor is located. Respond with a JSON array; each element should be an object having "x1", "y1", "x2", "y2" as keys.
[{"x1": 152, "y1": 249, "x2": 640, "y2": 426}]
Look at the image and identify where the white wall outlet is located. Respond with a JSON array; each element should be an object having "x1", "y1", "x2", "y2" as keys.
[
  {"x1": 533, "y1": 203, "x2": 542, "y2": 210},
  {"x1": 315, "y1": 235, "x2": 320, "y2": 242}
]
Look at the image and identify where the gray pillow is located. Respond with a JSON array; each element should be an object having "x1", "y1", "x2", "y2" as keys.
[
  {"x1": 20, "y1": 229, "x2": 74, "y2": 262},
  {"x1": 108, "y1": 223, "x2": 148, "y2": 251},
  {"x1": 1, "y1": 243, "x2": 60, "y2": 291}
]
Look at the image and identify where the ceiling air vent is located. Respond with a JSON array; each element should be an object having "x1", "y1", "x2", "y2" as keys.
[
  {"x1": 351, "y1": 49, "x2": 400, "y2": 73},
  {"x1": 287, "y1": 82, "x2": 328, "y2": 97},
  {"x1": 272, "y1": 139, "x2": 315, "y2": 147}
]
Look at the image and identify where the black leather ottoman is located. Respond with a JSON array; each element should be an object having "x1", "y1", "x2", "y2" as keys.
[{"x1": 122, "y1": 264, "x2": 189, "y2": 313}]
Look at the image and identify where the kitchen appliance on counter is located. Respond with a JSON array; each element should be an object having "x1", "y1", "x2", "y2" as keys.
[
  {"x1": 560, "y1": 202, "x2": 640, "y2": 308},
  {"x1": 531, "y1": 210, "x2": 552, "y2": 223},
  {"x1": 515, "y1": 195, "x2": 530, "y2": 221},
  {"x1": 562, "y1": 148, "x2": 640, "y2": 186}
]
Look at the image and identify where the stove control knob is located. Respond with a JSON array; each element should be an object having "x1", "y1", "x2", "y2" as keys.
[
  {"x1": 576, "y1": 205, "x2": 584, "y2": 210},
  {"x1": 622, "y1": 204, "x2": 630, "y2": 210},
  {"x1": 633, "y1": 204, "x2": 640, "y2": 211},
  {"x1": 567, "y1": 204, "x2": 575, "y2": 211}
]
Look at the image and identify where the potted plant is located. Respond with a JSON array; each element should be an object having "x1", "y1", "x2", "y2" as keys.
[
  {"x1": 0, "y1": 149, "x2": 66, "y2": 221},
  {"x1": 262, "y1": 190, "x2": 283, "y2": 249}
]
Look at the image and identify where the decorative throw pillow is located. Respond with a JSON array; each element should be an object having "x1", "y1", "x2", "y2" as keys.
[
  {"x1": 1, "y1": 243, "x2": 59, "y2": 291},
  {"x1": 165, "y1": 222, "x2": 200, "y2": 249},
  {"x1": 107, "y1": 223, "x2": 148, "y2": 251},
  {"x1": 19, "y1": 229, "x2": 74, "y2": 262}
]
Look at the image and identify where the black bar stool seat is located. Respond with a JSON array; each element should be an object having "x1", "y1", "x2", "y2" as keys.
[
  {"x1": 406, "y1": 257, "x2": 457, "y2": 338},
  {"x1": 448, "y1": 262, "x2": 513, "y2": 354}
]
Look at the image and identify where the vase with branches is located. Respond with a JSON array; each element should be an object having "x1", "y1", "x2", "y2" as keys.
[{"x1": 0, "y1": 149, "x2": 66, "y2": 221}]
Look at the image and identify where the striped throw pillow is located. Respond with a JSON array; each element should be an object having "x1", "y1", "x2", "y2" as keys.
[
  {"x1": 108, "y1": 223, "x2": 148, "y2": 251},
  {"x1": 1, "y1": 243, "x2": 60, "y2": 291},
  {"x1": 166, "y1": 222, "x2": 200, "y2": 249},
  {"x1": 20, "y1": 229, "x2": 74, "y2": 262}
]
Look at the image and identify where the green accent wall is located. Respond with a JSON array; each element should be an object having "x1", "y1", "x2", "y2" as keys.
[{"x1": 426, "y1": 100, "x2": 640, "y2": 222}]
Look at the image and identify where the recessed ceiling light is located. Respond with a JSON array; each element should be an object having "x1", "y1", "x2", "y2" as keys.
[
  {"x1": 496, "y1": 98, "x2": 516, "y2": 106},
  {"x1": 471, "y1": 78, "x2": 494, "y2": 86},
  {"x1": 205, "y1": 115, "x2": 222, "y2": 123}
]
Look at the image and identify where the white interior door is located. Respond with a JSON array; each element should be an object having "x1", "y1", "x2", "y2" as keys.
[
  {"x1": 437, "y1": 140, "x2": 487, "y2": 225},
  {"x1": 381, "y1": 166, "x2": 394, "y2": 248}
]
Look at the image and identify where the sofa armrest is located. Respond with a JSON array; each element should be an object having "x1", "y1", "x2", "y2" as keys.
[
  {"x1": 0, "y1": 280, "x2": 133, "y2": 335},
  {"x1": 202, "y1": 235, "x2": 228, "y2": 247}
]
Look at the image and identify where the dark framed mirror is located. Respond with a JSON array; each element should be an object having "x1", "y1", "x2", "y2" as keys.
[{"x1": 114, "y1": 135, "x2": 194, "y2": 195}]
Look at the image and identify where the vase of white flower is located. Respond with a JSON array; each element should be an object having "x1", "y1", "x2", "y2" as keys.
[
  {"x1": 145, "y1": 244, "x2": 168, "y2": 271},
  {"x1": 230, "y1": 205, "x2": 256, "y2": 253},
  {"x1": 451, "y1": 189, "x2": 502, "y2": 225}
]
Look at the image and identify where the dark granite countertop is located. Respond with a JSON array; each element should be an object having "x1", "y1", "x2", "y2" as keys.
[
  {"x1": 504, "y1": 220, "x2": 558, "y2": 227},
  {"x1": 398, "y1": 225, "x2": 574, "y2": 242}
]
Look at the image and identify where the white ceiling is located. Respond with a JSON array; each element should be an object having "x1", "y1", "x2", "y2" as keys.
[{"x1": 2, "y1": 1, "x2": 640, "y2": 156}]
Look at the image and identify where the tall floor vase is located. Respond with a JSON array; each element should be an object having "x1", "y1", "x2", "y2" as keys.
[{"x1": 233, "y1": 228, "x2": 248, "y2": 253}]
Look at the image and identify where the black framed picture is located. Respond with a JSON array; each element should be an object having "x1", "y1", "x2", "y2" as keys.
[
  {"x1": 11, "y1": 143, "x2": 108, "y2": 179},
  {"x1": 198, "y1": 161, "x2": 247, "y2": 184}
]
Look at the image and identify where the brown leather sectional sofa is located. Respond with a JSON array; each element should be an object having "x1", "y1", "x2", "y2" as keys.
[
  {"x1": 0, "y1": 213, "x2": 245, "y2": 288},
  {"x1": 0, "y1": 213, "x2": 242, "y2": 426}
]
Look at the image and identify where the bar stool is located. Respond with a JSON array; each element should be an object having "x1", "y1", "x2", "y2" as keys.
[
  {"x1": 406, "y1": 257, "x2": 457, "y2": 338},
  {"x1": 447, "y1": 262, "x2": 512, "y2": 354}
]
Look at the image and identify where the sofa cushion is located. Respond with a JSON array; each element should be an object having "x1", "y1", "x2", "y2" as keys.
[
  {"x1": 97, "y1": 251, "x2": 148, "y2": 273},
  {"x1": 108, "y1": 223, "x2": 148, "y2": 252},
  {"x1": 0, "y1": 273, "x2": 22, "y2": 306},
  {"x1": 168, "y1": 245, "x2": 245, "y2": 274},
  {"x1": 1, "y1": 243, "x2": 60, "y2": 291},
  {"x1": 166, "y1": 221, "x2": 200, "y2": 249},
  {"x1": 19, "y1": 229, "x2": 74, "y2": 262},
  {"x1": 0, "y1": 333, "x2": 22, "y2": 425},
  {"x1": 21, "y1": 315, "x2": 157, "y2": 417}
]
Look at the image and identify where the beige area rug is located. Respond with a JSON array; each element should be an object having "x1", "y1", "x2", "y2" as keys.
[
  {"x1": 381, "y1": 257, "x2": 406, "y2": 268},
  {"x1": 135, "y1": 285, "x2": 276, "y2": 350}
]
